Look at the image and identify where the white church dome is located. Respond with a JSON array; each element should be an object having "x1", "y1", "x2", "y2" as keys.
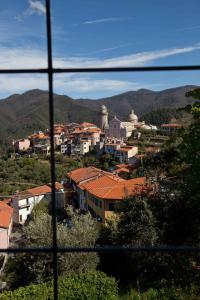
[{"x1": 129, "y1": 109, "x2": 138, "y2": 123}]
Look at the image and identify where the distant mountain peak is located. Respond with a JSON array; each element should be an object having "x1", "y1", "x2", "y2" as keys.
[
  {"x1": 136, "y1": 88, "x2": 153, "y2": 93},
  {"x1": 0, "y1": 85, "x2": 199, "y2": 142},
  {"x1": 21, "y1": 89, "x2": 47, "y2": 96}
]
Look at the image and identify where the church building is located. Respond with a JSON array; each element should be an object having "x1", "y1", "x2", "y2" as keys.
[
  {"x1": 100, "y1": 105, "x2": 139, "y2": 139},
  {"x1": 100, "y1": 105, "x2": 157, "y2": 140}
]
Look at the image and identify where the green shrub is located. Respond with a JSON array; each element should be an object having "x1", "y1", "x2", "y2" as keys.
[
  {"x1": 119, "y1": 286, "x2": 200, "y2": 300},
  {"x1": 0, "y1": 271, "x2": 118, "y2": 300}
]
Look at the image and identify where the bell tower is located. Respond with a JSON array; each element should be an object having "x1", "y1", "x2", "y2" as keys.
[{"x1": 100, "y1": 105, "x2": 108, "y2": 130}]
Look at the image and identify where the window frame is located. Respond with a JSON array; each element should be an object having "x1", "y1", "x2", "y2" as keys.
[{"x1": 0, "y1": 1, "x2": 200, "y2": 299}]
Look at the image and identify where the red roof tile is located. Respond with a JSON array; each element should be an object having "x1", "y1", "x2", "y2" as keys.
[
  {"x1": 81, "y1": 175, "x2": 146, "y2": 200},
  {"x1": 79, "y1": 122, "x2": 97, "y2": 127},
  {"x1": 161, "y1": 123, "x2": 182, "y2": 128},
  {"x1": 0, "y1": 201, "x2": 13, "y2": 229},
  {"x1": 67, "y1": 167, "x2": 104, "y2": 184},
  {"x1": 27, "y1": 185, "x2": 52, "y2": 196}
]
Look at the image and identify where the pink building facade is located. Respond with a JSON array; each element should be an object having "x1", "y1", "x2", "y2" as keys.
[{"x1": 14, "y1": 139, "x2": 30, "y2": 152}]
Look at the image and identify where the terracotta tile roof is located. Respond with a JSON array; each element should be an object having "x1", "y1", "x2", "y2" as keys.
[
  {"x1": 79, "y1": 122, "x2": 97, "y2": 127},
  {"x1": 12, "y1": 182, "x2": 63, "y2": 201},
  {"x1": 85, "y1": 128, "x2": 101, "y2": 133},
  {"x1": 0, "y1": 201, "x2": 13, "y2": 229},
  {"x1": 72, "y1": 128, "x2": 83, "y2": 134},
  {"x1": 48, "y1": 182, "x2": 63, "y2": 190},
  {"x1": 79, "y1": 174, "x2": 125, "y2": 191},
  {"x1": 161, "y1": 123, "x2": 182, "y2": 128},
  {"x1": 115, "y1": 167, "x2": 130, "y2": 174},
  {"x1": 116, "y1": 164, "x2": 129, "y2": 168},
  {"x1": 72, "y1": 128, "x2": 101, "y2": 134},
  {"x1": 81, "y1": 175, "x2": 146, "y2": 200},
  {"x1": 27, "y1": 185, "x2": 51, "y2": 196},
  {"x1": 29, "y1": 133, "x2": 50, "y2": 139},
  {"x1": 67, "y1": 167, "x2": 104, "y2": 184},
  {"x1": 2, "y1": 198, "x2": 12, "y2": 204}
]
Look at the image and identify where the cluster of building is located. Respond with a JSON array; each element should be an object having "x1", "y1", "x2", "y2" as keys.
[
  {"x1": 66, "y1": 166, "x2": 154, "y2": 223},
  {"x1": 0, "y1": 182, "x2": 65, "y2": 253},
  {"x1": 101, "y1": 105, "x2": 157, "y2": 138},
  {"x1": 13, "y1": 106, "x2": 161, "y2": 163},
  {"x1": 13, "y1": 122, "x2": 102, "y2": 156}
]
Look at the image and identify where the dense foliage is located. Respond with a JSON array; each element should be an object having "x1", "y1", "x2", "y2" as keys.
[
  {"x1": 142, "y1": 108, "x2": 181, "y2": 125},
  {"x1": 98, "y1": 100, "x2": 200, "y2": 291},
  {"x1": 0, "y1": 271, "x2": 118, "y2": 300},
  {"x1": 119, "y1": 285, "x2": 200, "y2": 300},
  {"x1": 0, "y1": 156, "x2": 66, "y2": 195},
  {"x1": 4, "y1": 208, "x2": 99, "y2": 289}
]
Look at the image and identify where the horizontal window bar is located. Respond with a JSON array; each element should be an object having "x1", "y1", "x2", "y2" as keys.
[
  {"x1": 1, "y1": 246, "x2": 200, "y2": 253},
  {"x1": 0, "y1": 65, "x2": 200, "y2": 74}
]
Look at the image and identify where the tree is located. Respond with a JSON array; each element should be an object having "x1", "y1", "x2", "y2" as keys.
[
  {"x1": 4, "y1": 208, "x2": 99, "y2": 288},
  {"x1": 1, "y1": 271, "x2": 118, "y2": 300},
  {"x1": 98, "y1": 196, "x2": 159, "y2": 287},
  {"x1": 115, "y1": 196, "x2": 158, "y2": 247}
]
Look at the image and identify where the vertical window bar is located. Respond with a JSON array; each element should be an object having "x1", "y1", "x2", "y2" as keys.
[{"x1": 45, "y1": 1, "x2": 58, "y2": 299}]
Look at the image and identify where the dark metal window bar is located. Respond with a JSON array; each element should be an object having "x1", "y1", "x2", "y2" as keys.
[{"x1": 0, "y1": 0, "x2": 200, "y2": 299}]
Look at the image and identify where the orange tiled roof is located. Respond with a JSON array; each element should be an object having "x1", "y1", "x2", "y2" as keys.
[
  {"x1": 48, "y1": 182, "x2": 63, "y2": 190},
  {"x1": 161, "y1": 123, "x2": 182, "y2": 128},
  {"x1": 72, "y1": 128, "x2": 83, "y2": 134},
  {"x1": 115, "y1": 167, "x2": 130, "y2": 174},
  {"x1": 2, "y1": 198, "x2": 12, "y2": 204},
  {"x1": 67, "y1": 167, "x2": 104, "y2": 184},
  {"x1": 81, "y1": 175, "x2": 146, "y2": 200},
  {"x1": 72, "y1": 128, "x2": 101, "y2": 134},
  {"x1": 116, "y1": 164, "x2": 129, "y2": 168},
  {"x1": 29, "y1": 133, "x2": 49, "y2": 139},
  {"x1": 79, "y1": 174, "x2": 125, "y2": 191},
  {"x1": 12, "y1": 182, "x2": 63, "y2": 200},
  {"x1": 0, "y1": 201, "x2": 13, "y2": 229},
  {"x1": 85, "y1": 128, "x2": 101, "y2": 133},
  {"x1": 79, "y1": 122, "x2": 97, "y2": 127},
  {"x1": 27, "y1": 185, "x2": 51, "y2": 195}
]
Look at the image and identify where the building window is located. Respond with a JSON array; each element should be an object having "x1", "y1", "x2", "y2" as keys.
[
  {"x1": 19, "y1": 215, "x2": 22, "y2": 222},
  {"x1": 108, "y1": 202, "x2": 115, "y2": 211},
  {"x1": 99, "y1": 200, "x2": 102, "y2": 209}
]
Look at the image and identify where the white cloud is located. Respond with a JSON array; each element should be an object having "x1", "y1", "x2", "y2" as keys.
[
  {"x1": 3, "y1": 44, "x2": 199, "y2": 70},
  {"x1": 54, "y1": 74, "x2": 136, "y2": 92},
  {"x1": 88, "y1": 43, "x2": 132, "y2": 54},
  {"x1": 0, "y1": 75, "x2": 48, "y2": 96},
  {"x1": 15, "y1": 0, "x2": 46, "y2": 21},
  {"x1": 0, "y1": 73, "x2": 139, "y2": 98},
  {"x1": 0, "y1": 47, "x2": 47, "y2": 69},
  {"x1": 73, "y1": 17, "x2": 129, "y2": 27},
  {"x1": 54, "y1": 45, "x2": 200, "y2": 68},
  {"x1": 0, "y1": 43, "x2": 199, "y2": 97},
  {"x1": 28, "y1": 0, "x2": 46, "y2": 16},
  {"x1": 82, "y1": 17, "x2": 128, "y2": 25}
]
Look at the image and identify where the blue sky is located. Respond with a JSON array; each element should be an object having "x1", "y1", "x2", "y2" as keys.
[{"x1": 0, "y1": 0, "x2": 200, "y2": 98}]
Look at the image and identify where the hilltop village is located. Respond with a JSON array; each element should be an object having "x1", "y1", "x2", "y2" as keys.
[
  {"x1": 0, "y1": 106, "x2": 181, "y2": 248},
  {"x1": 1, "y1": 100, "x2": 194, "y2": 297},
  {"x1": 12, "y1": 105, "x2": 180, "y2": 159}
]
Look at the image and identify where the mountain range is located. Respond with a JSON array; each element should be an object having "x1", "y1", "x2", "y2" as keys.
[{"x1": 0, "y1": 85, "x2": 199, "y2": 142}]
